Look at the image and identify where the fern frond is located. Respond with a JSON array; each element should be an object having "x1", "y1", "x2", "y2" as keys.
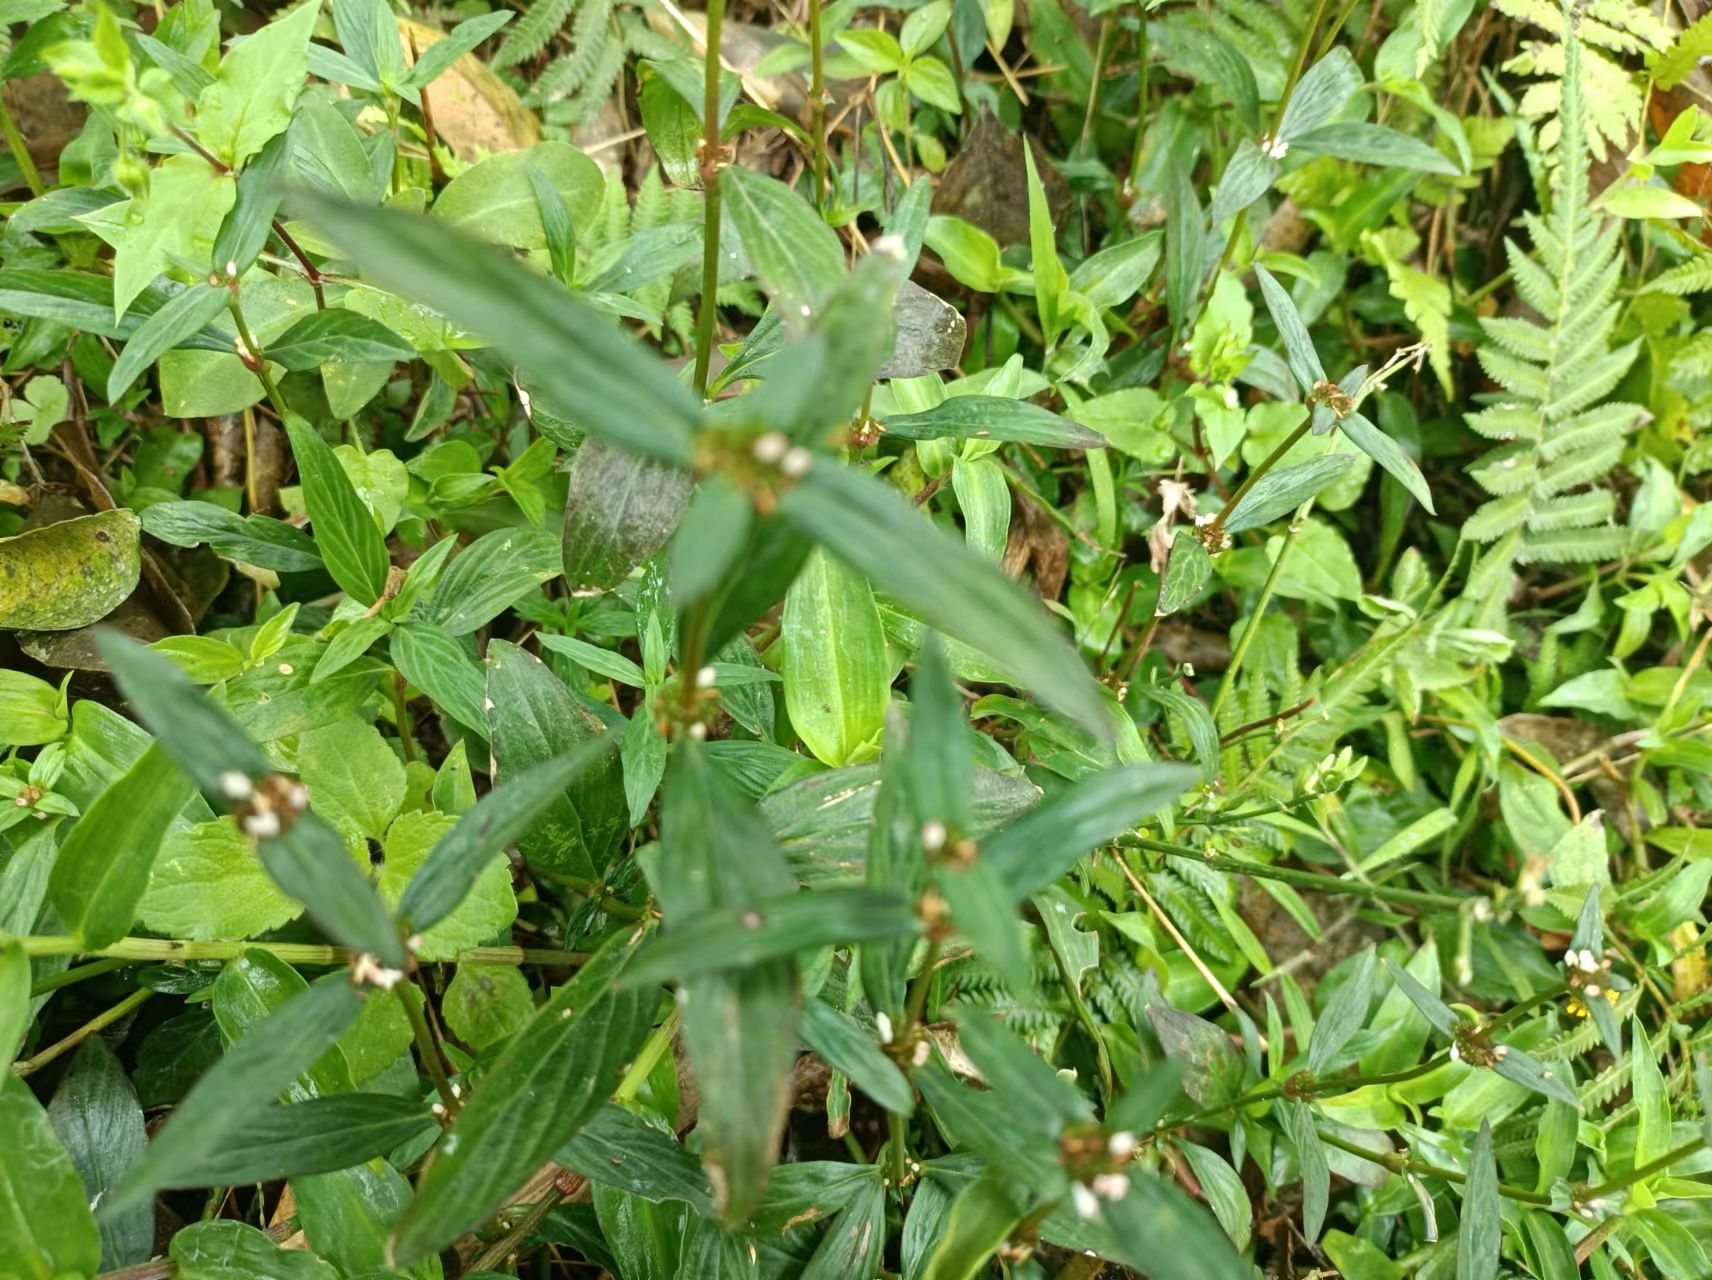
[
  {"x1": 1466, "y1": 3, "x2": 1640, "y2": 560},
  {"x1": 1643, "y1": 253, "x2": 1712, "y2": 296},
  {"x1": 494, "y1": 0, "x2": 579, "y2": 69},
  {"x1": 1653, "y1": 7, "x2": 1712, "y2": 88}
]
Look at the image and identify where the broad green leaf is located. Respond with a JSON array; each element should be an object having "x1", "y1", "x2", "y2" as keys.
[
  {"x1": 296, "y1": 194, "x2": 699, "y2": 463},
  {"x1": 783, "y1": 548, "x2": 890, "y2": 766},
  {"x1": 266, "y1": 309, "x2": 415, "y2": 370},
  {"x1": 47, "y1": 1040, "x2": 151, "y2": 1270},
  {"x1": 96, "y1": 631, "x2": 274, "y2": 795},
  {"x1": 799, "y1": 999, "x2": 914, "y2": 1116},
  {"x1": 920, "y1": 1167, "x2": 1028, "y2": 1280},
  {"x1": 722, "y1": 166, "x2": 846, "y2": 305},
  {"x1": 109, "y1": 977, "x2": 365, "y2": 1209},
  {"x1": 139, "y1": 816, "x2": 302, "y2": 941},
  {"x1": 1221, "y1": 454, "x2": 1355, "y2": 533},
  {"x1": 1277, "y1": 47, "x2": 1362, "y2": 140},
  {"x1": 105, "y1": 283, "x2": 231, "y2": 402},
  {"x1": 623, "y1": 887, "x2": 921, "y2": 987},
  {"x1": 141, "y1": 500, "x2": 323, "y2": 572},
  {"x1": 433, "y1": 142, "x2": 604, "y2": 251},
  {"x1": 443, "y1": 963, "x2": 535, "y2": 1050},
  {"x1": 0, "y1": 271, "x2": 225, "y2": 346},
  {"x1": 1457, "y1": 1120, "x2": 1499, "y2": 1280},
  {"x1": 1165, "y1": 165, "x2": 1203, "y2": 338},
  {"x1": 1292, "y1": 122, "x2": 1460, "y2": 175},
  {"x1": 398, "y1": 742, "x2": 612, "y2": 933},
  {"x1": 212, "y1": 951, "x2": 352, "y2": 1100},
  {"x1": 983, "y1": 761, "x2": 1197, "y2": 897},
  {"x1": 1156, "y1": 534, "x2": 1212, "y2": 616},
  {"x1": 299, "y1": 717, "x2": 406, "y2": 844},
  {"x1": 152, "y1": 1094, "x2": 435, "y2": 1186},
  {"x1": 171, "y1": 1220, "x2": 337, "y2": 1280},
  {"x1": 1176, "y1": 1140, "x2": 1252, "y2": 1250},
  {"x1": 196, "y1": 0, "x2": 321, "y2": 167},
  {"x1": 778, "y1": 463, "x2": 1107, "y2": 736},
  {"x1": 528, "y1": 161, "x2": 577, "y2": 283},
  {"x1": 49, "y1": 743, "x2": 194, "y2": 949},
  {"x1": 375, "y1": 810, "x2": 516, "y2": 960},
  {"x1": 285, "y1": 417, "x2": 391, "y2": 605},
  {"x1": 0, "y1": 1076, "x2": 101, "y2": 1280},
  {"x1": 421, "y1": 526, "x2": 561, "y2": 634},
  {"x1": 292, "y1": 1159, "x2": 422, "y2": 1278},
  {"x1": 559, "y1": 1105, "x2": 714, "y2": 1213},
  {"x1": 0, "y1": 510, "x2": 142, "y2": 631},
  {"x1": 77, "y1": 155, "x2": 235, "y2": 323},
  {"x1": 485, "y1": 640, "x2": 625, "y2": 879},
  {"x1": 0, "y1": 940, "x2": 26, "y2": 1073},
  {"x1": 389, "y1": 931, "x2": 656, "y2": 1263},
  {"x1": 1094, "y1": 1173, "x2": 1250, "y2": 1280},
  {"x1": 392, "y1": 624, "x2": 487, "y2": 731},
  {"x1": 537, "y1": 633, "x2": 645, "y2": 686},
  {"x1": 0, "y1": 670, "x2": 65, "y2": 746},
  {"x1": 877, "y1": 395, "x2": 1106, "y2": 449},
  {"x1": 561, "y1": 437, "x2": 691, "y2": 593}
]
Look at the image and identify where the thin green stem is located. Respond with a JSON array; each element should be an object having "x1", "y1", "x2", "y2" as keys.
[
  {"x1": 228, "y1": 297, "x2": 290, "y2": 421},
  {"x1": 888, "y1": 1110, "x2": 909, "y2": 1185},
  {"x1": 0, "y1": 84, "x2": 44, "y2": 198},
  {"x1": 15, "y1": 935, "x2": 587, "y2": 967},
  {"x1": 469, "y1": 1185, "x2": 567, "y2": 1273},
  {"x1": 1124, "y1": 4, "x2": 1150, "y2": 193},
  {"x1": 1315, "y1": 1128, "x2": 1554, "y2": 1208},
  {"x1": 691, "y1": 0, "x2": 727, "y2": 398},
  {"x1": 615, "y1": 1008, "x2": 680, "y2": 1103},
  {"x1": 808, "y1": 0, "x2": 827, "y2": 210},
  {"x1": 29, "y1": 957, "x2": 128, "y2": 998},
  {"x1": 1211, "y1": 501, "x2": 1308, "y2": 717},
  {"x1": 400, "y1": 980, "x2": 460, "y2": 1116},
  {"x1": 1119, "y1": 839, "x2": 1465, "y2": 911},
  {"x1": 1207, "y1": 418, "x2": 1314, "y2": 541},
  {"x1": 1580, "y1": 1137, "x2": 1706, "y2": 1200},
  {"x1": 13, "y1": 989, "x2": 154, "y2": 1077}
]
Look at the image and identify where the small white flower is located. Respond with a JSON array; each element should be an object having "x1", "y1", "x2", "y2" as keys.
[
  {"x1": 872, "y1": 234, "x2": 906, "y2": 261},
  {"x1": 406, "y1": 933, "x2": 426, "y2": 954},
  {"x1": 1493, "y1": 1044, "x2": 1509, "y2": 1062},
  {"x1": 1584, "y1": 983, "x2": 1601, "y2": 998},
  {"x1": 911, "y1": 1040, "x2": 931, "y2": 1066},
  {"x1": 285, "y1": 782, "x2": 310, "y2": 813},
  {"x1": 696, "y1": 665, "x2": 717, "y2": 689},
  {"x1": 242, "y1": 810, "x2": 282, "y2": 840},
  {"x1": 1223, "y1": 386, "x2": 1239, "y2": 409},
  {"x1": 920, "y1": 820, "x2": 948, "y2": 853},
  {"x1": 1448, "y1": 1044, "x2": 1461, "y2": 1063},
  {"x1": 688, "y1": 721, "x2": 708, "y2": 740},
  {"x1": 1091, "y1": 1173, "x2": 1131, "y2": 1202},
  {"x1": 351, "y1": 953, "x2": 404, "y2": 990},
  {"x1": 1071, "y1": 1183, "x2": 1102, "y2": 1220},
  {"x1": 1260, "y1": 134, "x2": 1290, "y2": 160},
  {"x1": 781, "y1": 447, "x2": 814, "y2": 478},
  {"x1": 875, "y1": 1011, "x2": 894, "y2": 1044},
  {"x1": 752, "y1": 432, "x2": 789, "y2": 464},
  {"x1": 1107, "y1": 1131, "x2": 1137, "y2": 1160},
  {"x1": 217, "y1": 770, "x2": 253, "y2": 801}
]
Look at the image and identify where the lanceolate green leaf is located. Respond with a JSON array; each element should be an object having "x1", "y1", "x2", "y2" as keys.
[
  {"x1": 560, "y1": 436, "x2": 692, "y2": 593},
  {"x1": 778, "y1": 463, "x2": 1108, "y2": 736},
  {"x1": 285, "y1": 417, "x2": 390, "y2": 605},
  {"x1": 1458, "y1": 1120, "x2": 1500, "y2": 1280},
  {"x1": 141, "y1": 500, "x2": 324, "y2": 573},
  {"x1": 722, "y1": 166, "x2": 847, "y2": 305},
  {"x1": 557, "y1": 1105, "x2": 714, "y2": 1213},
  {"x1": 256, "y1": 813, "x2": 408, "y2": 967},
  {"x1": 292, "y1": 195, "x2": 700, "y2": 464},
  {"x1": 1221, "y1": 454, "x2": 1355, "y2": 533},
  {"x1": 141, "y1": 1095, "x2": 436, "y2": 1187},
  {"x1": 983, "y1": 762, "x2": 1198, "y2": 897},
  {"x1": 798, "y1": 1000, "x2": 915, "y2": 1116},
  {"x1": 265, "y1": 310, "x2": 415, "y2": 370},
  {"x1": 105, "y1": 283, "x2": 231, "y2": 402},
  {"x1": 388, "y1": 929, "x2": 656, "y2": 1263},
  {"x1": 782, "y1": 548, "x2": 890, "y2": 766},
  {"x1": 397, "y1": 741, "x2": 615, "y2": 933},
  {"x1": 623, "y1": 887, "x2": 921, "y2": 987},
  {"x1": 0, "y1": 1077, "x2": 101, "y2": 1280},
  {"x1": 1340, "y1": 411, "x2": 1436, "y2": 513},
  {"x1": 108, "y1": 978, "x2": 365, "y2": 1211},
  {"x1": 876, "y1": 396, "x2": 1107, "y2": 449},
  {"x1": 47, "y1": 1040, "x2": 151, "y2": 1270},
  {"x1": 48, "y1": 742, "x2": 194, "y2": 949}
]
